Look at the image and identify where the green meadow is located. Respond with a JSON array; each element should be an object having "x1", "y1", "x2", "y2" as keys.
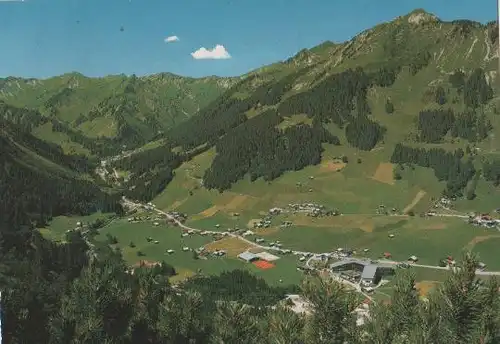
[
  {"x1": 39, "y1": 212, "x2": 114, "y2": 242},
  {"x1": 95, "y1": 219, "x2": 303, "y2": 286}
]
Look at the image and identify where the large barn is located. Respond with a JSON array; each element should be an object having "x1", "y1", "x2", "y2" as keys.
[{"x1": 238, "y1": 251, "x2": 259, "y2": 262}]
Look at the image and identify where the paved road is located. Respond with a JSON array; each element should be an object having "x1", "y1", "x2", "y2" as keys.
[{"x1": 121, "y1": 198, "x2": 500, "y2": 277}]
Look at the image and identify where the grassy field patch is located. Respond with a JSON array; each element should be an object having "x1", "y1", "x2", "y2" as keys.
[
  {"x1": 472, "y1": 237, "x2": 500, "y2": 270},
  {"x1": 263, "y1": 216, "x2": 485, "y2": 266},
  {"x1": 96, "y1": 219, "x2": 303, "y2": 285},
  {"x1": 205, "y1": 237, "x2": 259, "y2": 257},
  {"x1": 372, "y1": 163, "x2": 394, "y2": 185},
  {"x1": 319, "y1": 160, "x2": 346, "y2": 173},
  {"x1": 40, "y1": 212, "x2": 113, "y2": 241}
]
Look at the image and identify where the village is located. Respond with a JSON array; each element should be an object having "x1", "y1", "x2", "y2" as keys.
[
  {"x1": 112, "y1": 198, "x2": 500, "y2": 271},
  {"x1": 61, "y1": 195, "x2": 500, "y2": 327}
]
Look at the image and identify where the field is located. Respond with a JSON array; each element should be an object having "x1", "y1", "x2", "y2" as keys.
[
  {"x1": 154, "y1": 145, "x2": 444, "y2": 234},
  {"x1": 372, "y1": 163, "x2": 394, "y2": 185},
  {"x1": 94, "y1": 219, "x2": 303, "y2": 286},
  {"x1": 39, "y1": 212, "x2": 114, "y2": 242},
  {"x1": 260, "y1": 215, "x2": 500, "y2": 266},
  {"x1": 42, "y1": 134, "x2": 500, "y2": 292},
  {"x1": 147, "y1": 137, "x2": 500, "y2": 280},
  {"x1": 205, "y1": 237, "x2": 259, "y2": 257}
]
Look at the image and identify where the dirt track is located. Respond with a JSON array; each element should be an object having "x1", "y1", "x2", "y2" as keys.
[{"x1": 403, "y1": 190, "x2": 426, "y2": 214}]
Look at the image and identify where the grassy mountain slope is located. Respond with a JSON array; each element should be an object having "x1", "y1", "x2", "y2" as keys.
[
  {"x1": 23, "y1": 9, "x2": 500, "y2": 287},
  {"x1": 0, "y1": 72, "x2": 238, "y2": 154},
  {"x1": 108, "y1": 10, "x2": 500, "y2": 222}
]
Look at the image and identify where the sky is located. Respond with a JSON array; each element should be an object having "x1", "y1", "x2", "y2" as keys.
[{"x1": 0, "y1": 0, "x2": 497, "y2": 79}]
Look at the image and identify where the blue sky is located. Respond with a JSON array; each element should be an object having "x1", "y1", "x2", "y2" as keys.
[{"x1": 0, "y1": 0, "x2": 496, "y2": 78}]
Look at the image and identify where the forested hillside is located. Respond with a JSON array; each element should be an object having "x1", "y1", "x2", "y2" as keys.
[
  {"x1": 0, "y1": 119, "x2": 123, "y2": 229},
  {"x1": 0, "y1": 72, "x2": 237, "y2": 155},
  {"x1": 113, "y1": 11, "x2": 500, "y2": 202},
  {"x1": 1, "y1": 8, "x2": 500, "y2": 344}
]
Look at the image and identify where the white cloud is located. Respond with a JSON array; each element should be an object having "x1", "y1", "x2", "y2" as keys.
[
  {"x1": 191, "y1": 44, "x2": 231, "y2": 60},
  {"x1": 165, "y1": 35, "x2": 179, "y2": 43},
  {"x1": 0, "y1": 0, "x2": 25, "y2": 2}
]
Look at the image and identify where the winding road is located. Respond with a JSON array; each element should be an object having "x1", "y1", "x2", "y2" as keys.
[{"x1": 121, "y1": 197, "x2": 500, "y2": 277}]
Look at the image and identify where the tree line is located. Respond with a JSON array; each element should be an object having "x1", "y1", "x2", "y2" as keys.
[
  {"x1": 115, "y1": 65, "x2": 494, "y2": 201},
  {"x1": 483, "y1": 159, "x2": 500, "y2": 186},
  {"x1": 0, "y1": 101, "x2": 45, "y2": 132},
  {"x1": 277, "y1": 67, "x2": 386, "y2": 151},
  {"x1": 166, "y1": 68, "x2": 315, "y2": 151},
  {"x1": 119, "y1": 66, "x2": 390, "y2": 198},
  {"x1": 390, "y1": 144, "x2": 476, "y2": 197},
  {"x1": 51, "y1": 119, "x2": 122, "y2": 157},
  {"x1": 111, "y1": 145, "x2": 184, "y2": 202},
  {"x1": 203, "y1": 109, "x2": 340, "y2": 191},
  {"x1": 417, "y1": 108, "x2": 492, "y2": 143},
  {"x1": 0, "y1": 120, "x2": 123, "y2": 229},
  {"x1": 448, "y1": 68, "x2": 493, "y2": 108}
]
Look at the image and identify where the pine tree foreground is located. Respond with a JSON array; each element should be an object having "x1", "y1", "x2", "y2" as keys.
[{"x1": 3, "y1": 233, "x2": 500, "y2": 344}]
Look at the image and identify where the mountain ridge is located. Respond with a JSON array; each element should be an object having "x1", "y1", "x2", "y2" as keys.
[
  {"x1": 108, "y1": 10, "x2": 500, "y2": 215},
  {"x1": 1, "y1": 9, "x2": 499, "y2": 208}
]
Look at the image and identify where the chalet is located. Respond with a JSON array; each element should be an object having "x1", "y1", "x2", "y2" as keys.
[{"x1": 269, "y1": 207, "x2": 282, "y2": 215}]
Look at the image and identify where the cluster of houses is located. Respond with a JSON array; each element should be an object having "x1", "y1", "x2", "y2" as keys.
[
  {"x1": 287, "y1": 203, "x2": 340, "y2": 217},
  {"x1": 438, "y1": 255, "x2": 487, "y2": 270},
  {"x1": 127, "y1": 215, "x2": 164, "y2": 226},
  {"x1": 253, "y1": 217, "x2": 273, "y2": 229},
  {"x1": 252, "y1": 217, "x2": 293, "y2": 230},
  {"x1": 166, "y1": 211, "x2": 187, "y2": 223},
  {"x1": 280, "y1": 221, "x2": 293, "y2": 228},
  {"x1": 279, "y1": 293, "x2": 371, "y2": 328},
  {"x1": 430, "y1": 197, "x2": 454, "y2": 210},
  {"x1": 468, "y1": 213, "x2": 500, "y2": 228},
  {"x1": 267, "y1": 203, "x2": 340, "y2": 218},
  {"x1": 375, "y1": 204, "x2": 400, "y2": 215},
  {"x1": 194, "y1": 247, "x2": 226, "y2": 258}
]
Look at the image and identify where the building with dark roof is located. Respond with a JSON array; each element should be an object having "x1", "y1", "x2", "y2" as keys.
[
  {"x1": 361, "y1": 264, "x2": 378, "y2": 284},
  {"x1": 330, "y1": 259, "x2": 395, "y2": 285}
]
